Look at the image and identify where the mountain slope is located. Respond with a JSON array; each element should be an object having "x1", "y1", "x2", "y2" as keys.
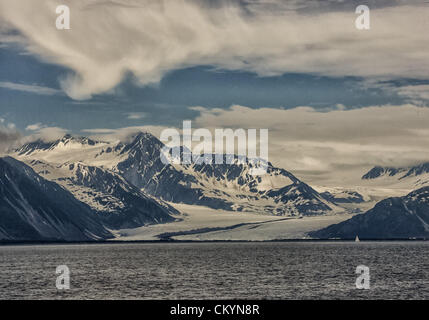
[
  {"x1": 310, "y1": 187, "x2": 429, "y2": 239},
  {"x1": 0, "y1": 157, "x2": 113, "y2": 241},
  {"x1": 25, "y1": 159, "x2": 178, "y2": 229}
]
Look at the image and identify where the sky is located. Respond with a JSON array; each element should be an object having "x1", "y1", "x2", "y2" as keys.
[{"x1": 1, "y1": 0, "x2": 429, "y2": 186}]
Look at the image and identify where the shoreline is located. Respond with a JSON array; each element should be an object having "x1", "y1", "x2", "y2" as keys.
[{"x1": 0, "y1": 238, "x2": 427, "y2": 246}]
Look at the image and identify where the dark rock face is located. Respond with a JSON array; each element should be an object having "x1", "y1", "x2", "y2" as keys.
[
  {"x1": 403, "y1": 163, "x2": 429, "y2": 178},
  {"x1": 310, "y1": 187, "x2": 429, "y2": 239},
  {"x1": 0, "y1": 157, "x2": 112, "y2": 241}
]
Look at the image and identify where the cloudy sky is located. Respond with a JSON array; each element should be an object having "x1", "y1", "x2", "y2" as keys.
[{"x1": 1, "y1": 0, "x2": 429, "y2": 185}]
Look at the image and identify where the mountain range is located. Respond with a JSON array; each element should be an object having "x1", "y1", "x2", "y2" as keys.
[
  {"x1": 2, "y1": 131, "x2": 429, "y2": 240},
  {"x1": 14, "y1": 132, "x2": 340, "y2": 217}
]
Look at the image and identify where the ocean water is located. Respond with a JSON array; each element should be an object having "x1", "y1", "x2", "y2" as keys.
[{"x1": 0, "y1": 242, "x2": 427, "y2": 300}]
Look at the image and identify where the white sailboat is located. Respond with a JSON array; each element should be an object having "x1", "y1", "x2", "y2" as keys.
[{"x1": 355, "y1": 235, "x2": 360, "y2": 242}]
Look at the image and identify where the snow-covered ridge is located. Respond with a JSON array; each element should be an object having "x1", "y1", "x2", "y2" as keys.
[
  {"x1": 362, "y1": 163, "x2": 429, "y2": 190},
  {"x1": 13, "y1": 132, "x2": 343, "y2": 216},
  {"x1": 17, "y1": 134, "x2": 107, "y2": 156}
]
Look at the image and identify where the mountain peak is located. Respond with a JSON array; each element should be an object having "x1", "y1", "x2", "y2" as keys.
[
  {"x1": 119, "y1": 131, "x2": 164, "y2": 155},
  {"x1": 131, "y1": 131, "x2": 160, "y2": 144}
]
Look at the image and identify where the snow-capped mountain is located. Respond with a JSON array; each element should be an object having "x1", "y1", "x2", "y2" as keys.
[
  {"x1": 0, "y1": 157, "x2": 113, "y2": 241},
  {"x1": 113, "y1": 133, "x2": 340, "y2": 215},
  {"x1": 310, "y1": 186, "x2": 429, "y2": 239},
  {"x1": 362, "y1": 163, "x2": 429, "y2": 189},
  {"x1": 14, "y1": 132, "x2": 340, "y2": 216}
]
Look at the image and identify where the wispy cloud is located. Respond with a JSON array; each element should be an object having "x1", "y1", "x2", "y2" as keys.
[
  {"x1": 396, "y1": 84, "x2": 429, "y2": 102},
  {"x1": 126, "y1": 112, "x2": 146, "y2": 120},
  {"x1": 82, "y1": 125, "x2": 169, "y2": 142},
  {"x1": 22, "y1": 126, "x2": 68, "y2": 143},
  {"x1": 0, "y1": 119, "x2": 21, "y2": 154},
  {"x1": 1, "y1": 0, "x2": 428, "y2": 99},
  {"x1": 0, "y1": 81, "x2": 61, "y2": 96},
  {"x1": 22, "y1": 122, "x2": 69, "y2": 142},
  {"x1": 25, "y1": 123, "x2": 44, "y2": 131}
]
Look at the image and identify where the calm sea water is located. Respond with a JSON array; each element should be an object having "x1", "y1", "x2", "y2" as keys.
[{"x1": 0, "y1": 242, "x2": 427, "y2": 300}]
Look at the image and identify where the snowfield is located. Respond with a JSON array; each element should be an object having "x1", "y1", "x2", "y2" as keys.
[{"x1": 113, "y1": 203, "x2": 352, "y2": 241}]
